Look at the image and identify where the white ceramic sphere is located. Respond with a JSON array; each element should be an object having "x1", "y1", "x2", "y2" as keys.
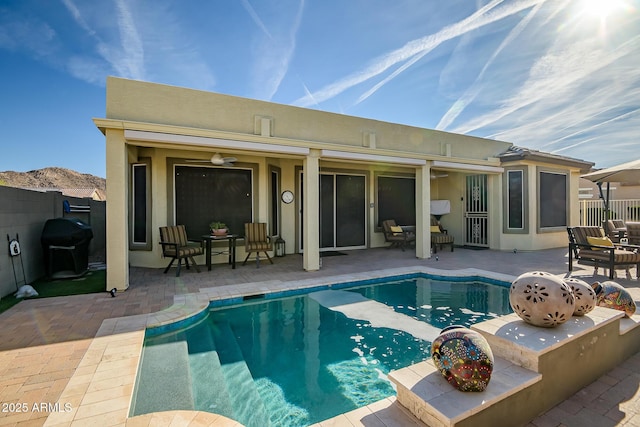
[
  {"x1": 509, "y1": 271, "x2": 575, "y2": 327},
  {"x1": 564, "y1": 277, "x2": 597, "y2": 316}
]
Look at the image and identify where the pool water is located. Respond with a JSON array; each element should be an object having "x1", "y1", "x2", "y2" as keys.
[{"x1": 131, "y1": 276, "x2": 511, "y2": 426}]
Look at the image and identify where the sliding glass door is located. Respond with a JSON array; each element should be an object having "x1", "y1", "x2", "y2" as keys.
[{"x1": 300, "y1": 172, "x2": 367, "y2": 251}]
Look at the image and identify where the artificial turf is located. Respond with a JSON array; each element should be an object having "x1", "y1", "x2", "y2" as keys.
[{"x1": 0, "y1": 269, "x2": 106, "y2": 314}]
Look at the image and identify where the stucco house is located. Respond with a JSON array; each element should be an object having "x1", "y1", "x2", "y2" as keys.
[{"x1": 95, "y1": 77, "x2": 593, "y2": 291}]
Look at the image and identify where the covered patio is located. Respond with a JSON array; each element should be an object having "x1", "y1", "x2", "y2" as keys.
[{"x1": 1, "y1": 247, "x2": 639, "y2": 426}]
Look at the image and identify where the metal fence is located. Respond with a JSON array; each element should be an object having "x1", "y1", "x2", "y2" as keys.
[{"x1": 579, "y1": 199, "x2": 640, "y2": 226}]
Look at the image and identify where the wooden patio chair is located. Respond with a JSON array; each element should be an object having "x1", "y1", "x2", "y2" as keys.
[
  {"x1": 159, "y1": 225, "x2": 204, "y2": 276},
  {"x1": 243, "y1": 222, "x2": 273, "y2": 268},
  {"x1": 381, "y1": 219, "x2": 415, "y2": 252}
]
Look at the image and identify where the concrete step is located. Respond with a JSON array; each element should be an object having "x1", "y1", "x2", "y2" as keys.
[
  {"x1": 211, "y1": 320, "x2": 271, "y2": 427},
  {"x1": 131, "y1": 333, "x2": 195, "y2": 415},
  {"x1": 388, "y1": 356, "x2": 541, "y2": 427},
  {"x1": 185, "y1": 320, "x2": 234, "y2": 417}
]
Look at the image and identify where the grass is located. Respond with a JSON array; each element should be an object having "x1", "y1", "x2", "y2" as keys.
[{"x1": 0, "y1": 269, "x2": 106, "y2": 315}]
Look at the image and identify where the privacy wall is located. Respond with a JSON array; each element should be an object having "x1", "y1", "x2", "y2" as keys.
[{"x1": 0, "y1": 186, "x2": 105, "y2": 298}]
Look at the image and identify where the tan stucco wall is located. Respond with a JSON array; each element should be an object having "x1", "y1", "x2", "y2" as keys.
[
  {"x1": 97, "y1": 77, "x2": 591, "y2": 284},
  {"x1": 105, "y1": 77, "x2": 511, "y2": 163}
]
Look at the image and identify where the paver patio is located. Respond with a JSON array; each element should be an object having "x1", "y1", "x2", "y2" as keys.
[{"x1": 0, "y1": 247, "x2": 638, "y2": 426}]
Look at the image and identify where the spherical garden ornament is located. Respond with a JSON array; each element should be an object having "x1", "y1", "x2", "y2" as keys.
[
  {"x1": 592, "y1": 281, "x2": 636, "y2": 317},
  {"x1": 564, "y1": 277, "x2": 597, "y2": 316},
  {"x1": 509, "y1": 271, "x2": 575, "y2": 327},
  {"x1": 430, "y1": 325, "x2": 494, "y2": 392}
]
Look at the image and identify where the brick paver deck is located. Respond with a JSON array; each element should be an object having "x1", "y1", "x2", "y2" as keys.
[{"x1": 0, "y1": 247, "x2": 638, "y2": 426}]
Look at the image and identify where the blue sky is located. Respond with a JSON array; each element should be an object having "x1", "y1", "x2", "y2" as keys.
[{"x1": 0, "y1": 0, "x2": 638, "y2": 178}]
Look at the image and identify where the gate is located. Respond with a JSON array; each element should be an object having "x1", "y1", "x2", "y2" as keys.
[{"x1": 464, "y1": 174, "x2": 489, "y2": 247}]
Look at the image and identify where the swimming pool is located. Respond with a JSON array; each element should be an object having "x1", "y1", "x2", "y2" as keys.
[{"x1": 131, "y1": 274, "x2": 511, "y2": 426}]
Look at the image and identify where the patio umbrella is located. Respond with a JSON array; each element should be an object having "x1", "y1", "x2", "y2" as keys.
[{"x1": 581, "y1": 159, "x2": 640, "y2": 222}]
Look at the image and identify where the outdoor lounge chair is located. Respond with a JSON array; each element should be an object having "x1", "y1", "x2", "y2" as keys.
[
  {"x1": 626, "y1": 222, "x2": 640, "y2": 245},
  {"x1": 431, "y1": 217, "x2": 454, "y2": 253},
  {"x1": 605, "y1": 219, "x2": 627, "y2": 243},
  {"x1": 382, "y1": 219, "x2": 415, "y2": 251},
  {"x1": 243, "y1": 222, "x2": 273, "y2": 267},
  {"x1": 567, "y1": 226, "x2": 640, "y2": 280},
  {"x1": 159, "y1": 225, "x2": 204, "y2": 276}
]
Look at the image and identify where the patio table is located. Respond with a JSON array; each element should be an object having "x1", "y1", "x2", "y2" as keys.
[{"x1": 202, "y1": 234, "x2": 239, "y2": 270}]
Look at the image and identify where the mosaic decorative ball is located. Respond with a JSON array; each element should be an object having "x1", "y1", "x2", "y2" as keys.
[
  {"x1": 509, "y1": 271, "x2": 575, "y2": 327},
  {"x1": 564, "y1": 277, "x2": 597, "y2": 316},
  {"x1": 592, "y1": 281, "x2": 636, "y2": 317},
  {"x1": 430, "y1": 325, "x2": 494, "y2": 392}
]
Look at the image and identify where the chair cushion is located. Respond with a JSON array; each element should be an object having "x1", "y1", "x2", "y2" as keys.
[
  {"x1": 246, "y1": 242, "x2": 271, "y2": 251},
  {"x1": 586, "y1": 236, "x2": 614, "y2": 249},
  {"x1": 390, "y1": 225, "x2": 403, "y2": 235},
  {"x1": 432, "y1": 233, "x2": 454, "y2": 244},
  {"x1": 430, "y1": 225, "x2": 441, "y2": 233}
]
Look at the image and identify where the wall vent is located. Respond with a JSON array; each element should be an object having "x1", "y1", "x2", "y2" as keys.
[{"x1": 254, "y1": 116, "x2": 273, "y2": 137}]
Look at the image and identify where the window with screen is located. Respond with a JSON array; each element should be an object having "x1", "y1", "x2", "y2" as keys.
[
  {"x1": 130, "y1": 160, "x2": 151, "y2": 249},
  {"x1": 539, "y1": 170, "x2": 567, "y2": 229},
  {"x1": 174, "y1": 166, "x2": 253, "y2": 237},
  {"x1": 270, "y1": 167, "x2": 280, "y2": 237},
  {"x1": 376, "y1": 175, "x2": 416, "y2": 228},
  {"x1": 507, "y1": 170, "x2": 524, "y2": 229}
]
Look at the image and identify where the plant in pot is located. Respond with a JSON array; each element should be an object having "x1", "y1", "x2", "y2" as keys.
[{"x1": 209, "y1": 221, "x2": 228, "y2": 236}]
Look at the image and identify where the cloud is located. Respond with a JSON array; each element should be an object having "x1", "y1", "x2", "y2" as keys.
[
  {"x1": 240, "y1": 0, "x2": 272, "y2": 39},
  {"x1": 245, "y1": 0, "x2": 305, "y2": 100},
  {"x1": 436, "y1": 1, "x2": 549, "y2": 130},
  {"x1": 293, "y1": 0, "x2": 547, "y2": 108},
  {"x1": 0, "y1": 8, "x2": 58, "y2": 59},
  {"x1": 60, "y1": 0, "x2": 216, "y2": 89}
]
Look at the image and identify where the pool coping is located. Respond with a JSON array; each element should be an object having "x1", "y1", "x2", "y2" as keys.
[{"x1": 43, "y1": 266, "x2": 517, "y2": 426}]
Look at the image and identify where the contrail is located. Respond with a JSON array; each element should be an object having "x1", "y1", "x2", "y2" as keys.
[
  {"x1": 436, "y1": 2, "x2": 546, "y2": 130},
  {"x1": 294, "y1": 0, "x2": 547, "y2": 108}
]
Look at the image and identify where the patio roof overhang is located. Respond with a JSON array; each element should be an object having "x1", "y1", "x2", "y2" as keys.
[
  {"x1": 124, "y1": 130, "x2": 311, "y2": 157},
  {"x1": 118, "y1": 128, "x2": 504, "y2": 172},
  {"x1": 431, "y1": 160, "x2": 504, "y2": 174}
]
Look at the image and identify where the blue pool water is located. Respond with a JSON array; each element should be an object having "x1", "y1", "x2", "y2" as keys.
[{"x1": 131, "y1": 275, "x2": 511, "y2": 426}]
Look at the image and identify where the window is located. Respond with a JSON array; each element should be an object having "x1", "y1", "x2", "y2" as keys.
[
  {"x1": 376, "y1": 175, "x2": 416, "y2": 228},
  {"x1": 539, "y1": 170, "x2": 567, "y2": 229},
  {"x1": 507, "y1": 170, "x2": 524, "y2": 229},
  {"x1": 174, "y1": 166, "x2": 253, "y2": 237},
  {"x1": 130, "y1": 160, "x2": 151, "y2": 249},
  {"x1": 269, "y1": 167, "x2": 280, "y2": 236}
]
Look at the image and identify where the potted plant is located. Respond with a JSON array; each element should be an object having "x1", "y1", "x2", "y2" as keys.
[{"x1": 209, "y1": 221, "x2": 228, "y2": 236}]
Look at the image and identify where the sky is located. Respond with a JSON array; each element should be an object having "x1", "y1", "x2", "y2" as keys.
[{"x1": 0, "y1": 0, "x2": 638, "y2": 178}]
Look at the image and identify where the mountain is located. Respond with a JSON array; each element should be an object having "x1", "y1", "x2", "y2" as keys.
[{"x1": 0, "y1": 167, "x2": 106, "y2": 199}]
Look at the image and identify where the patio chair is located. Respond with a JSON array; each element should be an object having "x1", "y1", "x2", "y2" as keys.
[
  {"x1": 382, "y1": 219, "x2": 415, "y2": 252},
  {"x1": 627, "y1": 222, "x2": 640, "y2": 245},
  {"x1": 243, "y1": 222, "x2": 273, "y2": 268},
  {"x1": 159, "y1": 225, "x2": 204, "y2": 277},
  {"x1": 605, "y1": 219, "x2": 627, "y2": 243},
  {"x1": 431, "y1": 217, "x2": 454, "y2": 253},
  {"x1": 567, "y1": 226, "x2": 640, "y2": 280}
]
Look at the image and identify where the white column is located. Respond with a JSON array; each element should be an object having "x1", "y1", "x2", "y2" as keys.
[
  {"x1": 105, "y1": 129, "x2": 129, "y2": 290},
  {"x1": 416, "y1": 163, "x2": 432, "y2": 259},
  {"x1": 303, "y1": 150, "x2": 320, "y2": 271}
]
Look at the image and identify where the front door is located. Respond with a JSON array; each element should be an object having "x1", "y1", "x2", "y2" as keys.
[
  {"x1": 299, "y1": 172, "x2": 367, "y2": 251},
  {"x1": 464, "y1": 174, "x2": 489, "y2": 247}
]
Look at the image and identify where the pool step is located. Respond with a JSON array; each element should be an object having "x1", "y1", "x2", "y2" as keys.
[
  {"x1": 185, "y1": 320, "x2": 235, "y2": 417},
  {"x1": 130, "y1": 333, "x2": 195, "y2": 415},
  {"x1": 388, "y1": 356, "x2": 541, "y2": 427},
  {"x1": 211, "y1": 320, "x2": 271, "y2": 427}
]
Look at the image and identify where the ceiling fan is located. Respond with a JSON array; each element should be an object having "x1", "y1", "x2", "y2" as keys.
[{"x1": 186, "y1": 153, "x2": 237, "y2": 167}]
